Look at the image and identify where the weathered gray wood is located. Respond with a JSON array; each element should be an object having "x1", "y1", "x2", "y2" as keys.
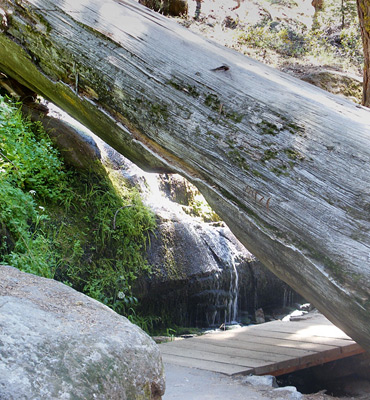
[
  {"x1": 162, "y1": 337, "x2": 318, "y2": 359},
  {"x1": 160, "y1": 315, "x2": 365, "y2": 376},
  {"x1": 221, "y1": 329, "x2": 359, "y2": 346},
  {"x1": 161, "y1": 354, "x2": 254, "y2": 375},
  {"x1": 0, "y1": 0, "x2": 370, "y2": 351},
  {"x1": 253, "y1": 321, "x2": 351, "y2": 338},
  {"x1": 161, "y1": 345, "x2": 278, "y2": 367},
  {"x1": 198, "y1": 329, "x2": 356, "y2": 347},
  {"x1": 161, "y1": 340, "x2": 294, "y2": 363},
  {"x1": 197, "y1": 336, "x2": 345, "y2": 353}
]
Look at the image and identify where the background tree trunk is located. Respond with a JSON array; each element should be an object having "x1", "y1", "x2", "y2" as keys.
[
  {"x1": 139, "y1": 0, "x2": 188, "y2": 16},
  {"x1": 357, "y1": 0, "x2": 370, "y2": 106},
  {"x1": 0, "y1": 0, "x2": 370, "y2": 352}
]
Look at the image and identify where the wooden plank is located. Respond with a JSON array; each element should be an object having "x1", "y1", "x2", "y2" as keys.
[
  {"x1": 197, "y1": 333, "x2": 343, "y2": 352},
  {"x1": 159, "y1": 315, "x2": 365, "y2": 377},
  {"x1": 160, "y1": 340, "x2": 347, "y2": 377},
  {"x1": 340, "y1": 342, "x2": 365, "y2": 355},
  {"x1": 160, "y1": 345, "x2": 276, "y2": 368},
  {"x1": 254, "y1": 321, "x2": 351, "y2": 339},
  {"x1": 253, "y1": 347, "x2": 341, "y2": 375},
  {"x1": 192, "y1": 337, "x2": 331, "y2": 357},
  {"x1": 259, "y1": 345, "x2": 365, "y2": 376},
  {"x1": 161, "y1": 354, "x2": 253, "y2": 375},
  {"x1": 204, "y1": 326, "x2": 357, "y2": 346},
  {"x1": 161, "y1": 339, "x2": 296, "y2": 362},
  {"x1": 248, "y1": 330, "x2": 354, "y2": 345}
]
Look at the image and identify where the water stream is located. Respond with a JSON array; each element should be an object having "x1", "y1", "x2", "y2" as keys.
[
  {"x1": 229, "y1": 259, "x2": 239, "y2": 324},
  {"x1": 47, "y1": 102, "x2": 302, "y2": 328}
]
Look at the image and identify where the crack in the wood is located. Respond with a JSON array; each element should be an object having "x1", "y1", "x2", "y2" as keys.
[{"x1": 211, "y1": 65, "x2": 230, "y2": 72}]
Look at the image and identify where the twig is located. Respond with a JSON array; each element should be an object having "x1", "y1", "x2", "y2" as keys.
[
  {"x1": 0, "y1": 149, "x2": 17, "y2": 170},
  {"x1": 73, "y1": 61, "x2": 79, "y2": 95},
  {"x1": 113, "y1": 205, "x2": 133, "y2": 230}
]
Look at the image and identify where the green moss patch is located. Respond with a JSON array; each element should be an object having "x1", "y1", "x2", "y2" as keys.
[{"x1": 0, "y1": 94, "x2": 156, "y2": 327}]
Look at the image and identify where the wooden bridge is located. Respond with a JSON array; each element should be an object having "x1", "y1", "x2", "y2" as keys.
[{"x1": 159, "y1": 312, "x2": 365, "y2": 376}]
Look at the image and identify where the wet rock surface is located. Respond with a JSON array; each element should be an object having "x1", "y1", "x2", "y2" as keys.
[
  {"x1": 131, "y1": 170, "x2": 303, "y2": 327},
  {"x1": 26, "y1": 100, "x2": 303, "y2": 330}
]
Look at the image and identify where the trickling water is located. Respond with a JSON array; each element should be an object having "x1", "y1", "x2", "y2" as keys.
[
  {"x1": 283, "y1": 287, "x2": 294, "y2": 308},
  {"x1": 231, "y1": 260, "x2": 239, "y2": 323},
  {"x1": 226, "y1": 260, "x2": 239, "y2": 324},
  {"x1": 45, "y1": 101, "x2": 305, "y2": 329}
]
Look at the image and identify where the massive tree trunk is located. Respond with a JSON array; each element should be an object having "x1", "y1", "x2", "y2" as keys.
[
  {"x1": 0, "y1": 0, "x2": 370, "y2": 351},
  {"x1": 357, "y1": 0, "x2": 370, "y2": 106}
]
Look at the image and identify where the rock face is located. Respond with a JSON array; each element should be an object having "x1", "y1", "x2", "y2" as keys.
[
  {"x1": 298, "y1": 68, "x2": 362, "y2": 103},
  {"x1": 38, "y1": 111, "x2": 302, "y2": 328},
  {"x1": 0, "y1": 265, "x2": 165, "y2": 400},
  {"x1": 6, "y1": 97, "x2": 301, "y2": 331},
  {"x1": 138, "y1": 210, "x2": 301, "y2": 327},
  {"x1": 126, "y1": 166, "x2": 302, "y2": 327}
]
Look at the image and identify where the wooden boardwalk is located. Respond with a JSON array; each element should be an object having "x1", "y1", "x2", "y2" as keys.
[{"x1": 159, "y1": 313, "x2": 365, "y2": 376}]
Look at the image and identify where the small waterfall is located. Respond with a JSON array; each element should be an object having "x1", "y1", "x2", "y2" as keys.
[
  {"x1": 227, "y1": 260, "x2": 239, "y2": 324},
  {"x1": 44, "y1": 102, "x2": 305, "y2": 330},
  {"x1": 232, "y1": 260, "x2": 239, "y2": 322},
  {"x1": 283, "y1": 287, "x2": 294, "y2": 308}
]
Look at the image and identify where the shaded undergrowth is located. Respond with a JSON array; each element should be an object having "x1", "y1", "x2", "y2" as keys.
[{"x1": 0, "y1": 95, "x2": 156, "y2": 328}]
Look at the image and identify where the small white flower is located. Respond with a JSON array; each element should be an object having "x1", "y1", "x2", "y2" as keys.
[
  {"x1": 117, "y1": 291, "x2": 125, "y2": 299},
  {"x1": 39, "y1": 206, "x2": 45, "y2": 211},
  {"x1": 29, "y1": 190, "x2": 36, "y2": 196}
]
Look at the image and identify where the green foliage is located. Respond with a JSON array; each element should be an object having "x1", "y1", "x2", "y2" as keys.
[
  {"x1": 185, "y1": 197, "x2": 221, "y2": 223},
  {"x1": 0, "y1": 97, "x2": 64, "y2": 278},
  {"x1": 0, "y1": 94, "x2": 156, "y2": 329},
  {"x1": 0, "y1": 179, "x2": 55, "y2": 277},
  {"x1": 234, "y1": 0, "x2": 362, "y2": 72},
  {"x1": 54, "y1": 174, "x2": 156, "y2": 317},
  {"x1": 339, "y1": 24, "x2": 364, "y2": 65},
  {"x1": 237, "y1": 22, "x2": 307, "y2": 57},
  {"x1": 266, "y1": 0, "x2": 298, "y2": 7},
  {"x1": 127, "y1": 309, "x2": 162, "y2": 333},
  {"x1": 0, "y1": 97, "x2": 67, "y2": 201}
]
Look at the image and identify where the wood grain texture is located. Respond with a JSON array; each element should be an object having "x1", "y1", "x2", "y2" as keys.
[
  {"x1": 0, "y1": 0, "x2": 370, "y2": 351},
  {"x1": 160, "y1": 314, "x2": 365, "y2": 376}
]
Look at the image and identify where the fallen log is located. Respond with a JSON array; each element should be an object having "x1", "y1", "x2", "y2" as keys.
[{"x1": 1, "y1": 0, "x2": 370, "y2": 351}]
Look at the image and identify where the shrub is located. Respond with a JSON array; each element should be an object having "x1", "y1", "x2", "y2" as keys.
[{"x1": 0, "y1": 94, "x2": 156, "y2": 328}]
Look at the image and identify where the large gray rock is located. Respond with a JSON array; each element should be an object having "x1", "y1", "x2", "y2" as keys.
[
  {"x1": 127, "y1": 170, "x2": 302, "y2": 327},
  {"x1": 98, "y1": 146, "x2": 303, "y2": 328},
  {"x1": 0, "y1": 265, "x2": 165, "y2": 400},
  {"x1": 138, "y1": 211, "x2": 302, "y2": 327}
]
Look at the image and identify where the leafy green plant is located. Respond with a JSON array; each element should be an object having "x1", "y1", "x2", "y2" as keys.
[
  {"x1": 339, "y1": 25, "x2": 363, "y2": 65},
  {"x1": 0, "y1": 179, "x2": 54, "y2": 277},
  {"x1": 0, "y1": 97, "x2": 67, "y2": 201},
  {"x1": 52, "y1": 173, "x2": 156, "y2": 316},
  {"x1": 232, "y1": 0, "x2": 362, "y2": 74},
  {"x1": 0, "y1": 96, "x2": 65, "y2": 278},
  {"x1": 0, "y1": 94, "x2": 157, "y2": 331},
  {"x1": 127, "y1": 308, "x2": 162, "y2": 333}
]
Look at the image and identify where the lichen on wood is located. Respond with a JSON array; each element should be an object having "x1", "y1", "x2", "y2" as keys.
[{"x1": 1, "y1": 0, "x2": 370, "y2": 353}]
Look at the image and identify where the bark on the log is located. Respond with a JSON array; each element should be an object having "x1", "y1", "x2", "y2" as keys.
[
  {"x1": 357, "y1": 0, "x2": 370, "y2": 107},
  {"x1": 0, "y1": 0, "x2": 370, "y2": 351}
]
